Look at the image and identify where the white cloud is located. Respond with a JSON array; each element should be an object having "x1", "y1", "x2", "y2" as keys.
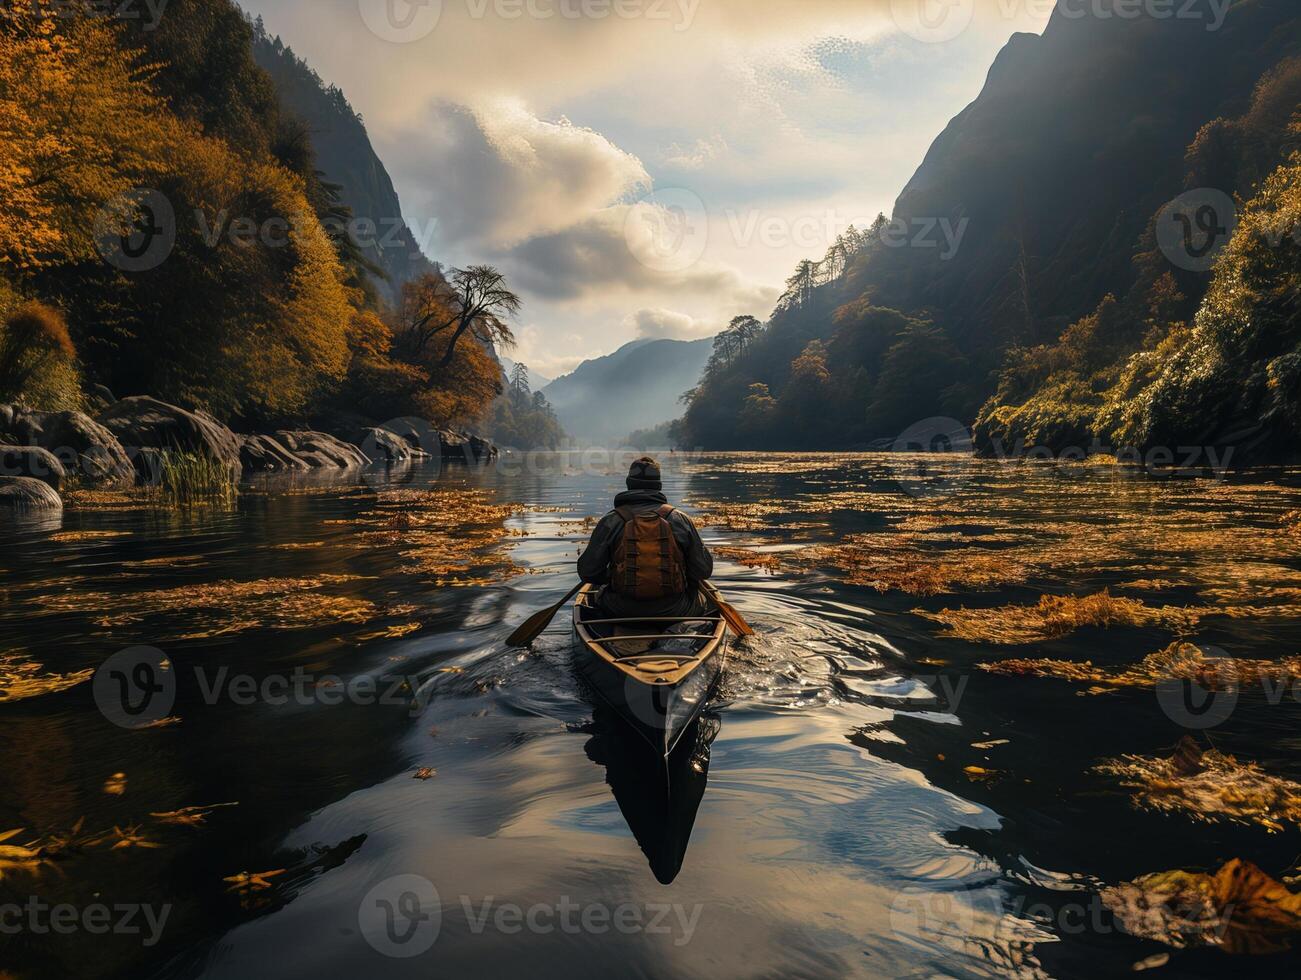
[
  {"x1": 392, "y1": 99, "x2": 648, "y2": 250},
  {"x1": 623, "y1": 308, "x2": 716, "y2": 341},
  {"x1": 660, "y1": 135, "x2": 728, "y2": 171},
  {"x1": 243, "y1": 0, "x2": 1054, "y2": 368}
]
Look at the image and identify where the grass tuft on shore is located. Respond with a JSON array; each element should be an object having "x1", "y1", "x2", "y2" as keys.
[{"x1": 148, "y1": 451, "x2": 238, "y2": 507}]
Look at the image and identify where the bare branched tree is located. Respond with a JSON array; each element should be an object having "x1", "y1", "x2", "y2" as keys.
[{"x1": 399, "y1": 265, "x2": 520, "y2": 366}]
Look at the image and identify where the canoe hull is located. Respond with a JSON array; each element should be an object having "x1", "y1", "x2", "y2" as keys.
[
  {"x1": 572, "y1": 585, "x2": 728, "y2": 757},
  {"x1": 575, "y1": 638, "x2": 725, "y2": 756}
]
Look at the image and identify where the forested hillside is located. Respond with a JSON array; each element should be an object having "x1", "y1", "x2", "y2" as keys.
[
  {"x1": 0, "y1": 0, "x2": 510, "y2": 434},
  {"x1": 679, "y1": 0, "x2": 1301, "y2": 460}
]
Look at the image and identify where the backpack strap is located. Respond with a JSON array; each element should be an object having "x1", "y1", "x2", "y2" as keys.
[
  {"x1": 613, "y1": 506, "x2": 639, "y2": 592},
  {"x1": 656, "y1": 505, "x2": 676, "y2": 592}
]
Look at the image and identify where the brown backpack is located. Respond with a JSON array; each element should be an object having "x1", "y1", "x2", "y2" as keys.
[{"x1": 610, "y1": 504, "x2": 688, "y2": 600}]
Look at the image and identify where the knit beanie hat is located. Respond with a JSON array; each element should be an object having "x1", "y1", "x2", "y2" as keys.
[{"x1": 626, "y1": 456, "x2": 662, "y2": 491}]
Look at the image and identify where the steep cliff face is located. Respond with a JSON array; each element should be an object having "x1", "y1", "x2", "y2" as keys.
[
  {"x1": 870, "y1": 0, "x2": 1301, "y2": 357},
  {"x1": 250, "y1": 23, "x2": 436, "y2": 305},
  {"x1": 679, "y1": 0, "x2": 1301, "y2": 452}
]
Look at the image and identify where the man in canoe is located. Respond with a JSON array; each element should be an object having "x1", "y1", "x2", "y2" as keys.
[{"x1": 578, "y1": 456, "x2": 714, "y2": 619}]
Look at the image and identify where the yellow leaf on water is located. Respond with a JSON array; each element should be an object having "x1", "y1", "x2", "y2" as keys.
[
  {"x1": 150, "y1": 802, "x2": 238, "y2": 827},
  {"x1": 224, "y1": 868, "x2": 285, "y2": 892},
  {"x1": 1103, "y1": 858, "x2": 1301, "y2": 954}
]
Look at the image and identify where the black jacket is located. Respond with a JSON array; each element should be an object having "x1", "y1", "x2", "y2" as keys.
[{"x1": 577, "y1": 490, "x2": 713, "y2": 587}]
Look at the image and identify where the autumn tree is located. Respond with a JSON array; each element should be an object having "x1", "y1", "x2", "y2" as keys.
[
  {"x1": 0, "y1": 299, "x2": 78, "y2": 406},
  {"x1": 0, "y1": 1, "x2": 176, "y2": 273},
  {"x1": 398, "y1": 266, "x2": 519, "y2": 366}
]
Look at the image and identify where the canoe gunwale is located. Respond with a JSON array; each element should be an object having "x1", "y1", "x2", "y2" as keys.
[{"x1": 573, "y1": 584, "x2": 727, "y2": 688}]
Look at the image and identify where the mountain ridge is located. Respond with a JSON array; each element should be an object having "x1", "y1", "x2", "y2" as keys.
[{"x1": 541, "y1": 337, "x2": 711, "y2": 445}]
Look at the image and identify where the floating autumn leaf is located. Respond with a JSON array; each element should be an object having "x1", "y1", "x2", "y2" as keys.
[
  {"x1": 984, "y1": 643, "x2": 1301, "y2": 696},
  {"x1": 0, "y1": 828, "x2": 42, "y2": 861},
  {"x1": 971, "y1": 739, "x2": 1010, "y2": 750},
  {"x1": 40, "y1": 817, "x2": 96, "y2": 856},
  {"x1": 0, "y1": 828, "x2": 46, "y2": 878},
  {"x1": 1133, "y1": 952, "x2": 1170, "y2": 971},
  {"x1": 120, "y1": 554, "x2": 207, "y2": 569},
  {"x1": 413, "y1": 768, "x2": 436, "y2": 781},
  {"x1": 713, "y1": 546, "x2": 789, "y2": 574},
  {"x1": 140, "y1": 715, "x2": 182, "y2": 729},
  {"x1": 104, "y1": 824, "x2": 162, "y2": 851},
  {"x1": 40, "y1": 575, "x2": 376, "y2": 639},
  {"x1": 102, "y1": 772, "x2": 127, "y2": 796},
  {"x1": 1095, "y1": 737, "x2": 1301, "y2": 832},
  {"x1": 917, "y1": 590, "x2": 1202, "y2": 644},
  {"x1": 223, "y1": 868, "x2": 286, "y2": 893},
  {"x1": 0, "y1": 652, "x2": 93, "y2": 703},
  {"x1": 963, "y1": 766, "x2": 1005, "y2": 784},
  {"x1": 150, "y1": 802, "x2": 239, "y2": 828},
  {"x1": 355, "y1": 622, "x2": 422, "y2": 642},
  {"x1": 1101, "y1": 859, "x2": 1301, "y2": 955},
  {"x1": 48, "y1": 530, "x2": 131, "y2": 543}
]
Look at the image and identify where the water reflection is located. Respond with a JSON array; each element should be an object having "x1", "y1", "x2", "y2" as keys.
[
  {"x1": 583, "y1": 706, "x2": 720, "y2": 884},
  {"x1": 4, "y1": 453, "x2": 1301, "y2": 978}
]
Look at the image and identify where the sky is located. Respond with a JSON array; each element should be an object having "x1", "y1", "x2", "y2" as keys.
[{"x1": 242, "y1": 0, "x2": 1055, "y2": 378}]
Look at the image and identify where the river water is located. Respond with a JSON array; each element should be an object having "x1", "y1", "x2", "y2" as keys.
[{"x1": 4, "y1": 452, "x2": 1301, "y2": 978}]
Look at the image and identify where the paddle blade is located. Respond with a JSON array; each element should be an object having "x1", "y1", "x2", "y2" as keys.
[
  {"x1": 506, "y1": 603, "x2": 562, "y2": 648},
  {"x1": 506, "y1": 582, "x2": 585, "y2": 648},
  {"x1": 716, "y1": 599, "x2": 755, "y2": 637},
  {"x1": 701, "y1": 582, "x2": 754, "y2": 637},
  {"x1": 502, "y1": 601, "x2": 559, "y2": 645}
]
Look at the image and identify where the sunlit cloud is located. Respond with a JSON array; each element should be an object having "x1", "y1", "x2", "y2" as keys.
[{"x1": 243, "y1": 0, "x2": 1054, "y2": 369}]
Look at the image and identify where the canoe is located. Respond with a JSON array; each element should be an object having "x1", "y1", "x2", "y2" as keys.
[{"x1": 573, "y1": 583, "x2": 729, "y2": 757}]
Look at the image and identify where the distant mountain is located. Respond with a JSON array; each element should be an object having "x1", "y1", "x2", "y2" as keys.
[
  {"x1": 250, "y1": 20, "x2": 435, "y2": 305},
  {"x1": 541, "y1": 338, "x2": 712, "y2": 445}
]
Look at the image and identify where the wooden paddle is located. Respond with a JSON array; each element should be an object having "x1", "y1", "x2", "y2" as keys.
[
  {"x1": 506, "y1": 582, "x2": 585, "y2": 648},
  {"x1": 702, "y1": 581, "x2": 755, "y2": 637}
]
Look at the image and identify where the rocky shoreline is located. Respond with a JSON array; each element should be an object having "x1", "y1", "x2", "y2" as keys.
[{"x1": 0, "y1": 395, "x2": 498, "y2": 513}]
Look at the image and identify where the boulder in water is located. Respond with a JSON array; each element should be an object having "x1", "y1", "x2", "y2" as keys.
[
  {"x1": 0, "y1": 405, "x2": 136, "y2": 487},
  {"x1": 97, "y1": 397, "x2": 242, "y2": 477},
  {"x1": 274, "y1": 431, "x2": 369, "y2": 469},
  {"x1": 239, "y1": 434, "x2": 310, "y2": 473},
  {"x1": 0, "y1": 446, "x2": 67, "y2": 490},
  {"x1": 0, "y1": 476, "x2": 62, "y2": 513}
]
